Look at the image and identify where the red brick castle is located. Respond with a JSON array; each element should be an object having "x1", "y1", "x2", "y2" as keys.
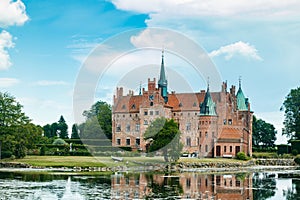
[{"x1": 112, "y1": 52, "x2": 253, "y2": 157}]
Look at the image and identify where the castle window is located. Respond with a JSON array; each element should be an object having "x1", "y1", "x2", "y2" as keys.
[
  {"x1": 188, "y1": 113, "x2": 190, "y2": 117},
  {"x1": 155, "y1": 111, "x2": 159, "y2": 115},
  {"x1": 230, "y1": 146, "x2": 233, "y2": 152},
  {"x1": 126, "y1": 138, "x2": 130, "y2": 146},
  {"x1": 131, "y1": 104, "x2": 136, "y2": 109},
  {"x1": 193, "y1": 102, "x2": 197, "y2": 107},
  {"x1": 125, "y1": 178, "x2": 129, "y2": 185},
  {"x1": 136, "y1": 138, "x2": 140, "y2": 146},
  {"x1": 186, "y1": 122, "x2": 191, "y2": 131},
  {"x1": 205, "y1": 132, "x2": 208, "y2": 138},
  {"x1": 150, "y1": 102, "x2": 153, "y2": 106},
  {"x1": 135, "y1": 178, "x2": 139, "y2": 185},
  {"x1": 150, "y1": 111, "x2": 153, "y2": 115},
  {"x1": 224, "y1": 146, "x2": 227, "y2": 153},
  {"x1": 123, "y1": 115, "x2": 125, "y2": 118},
  {"x1": 197, "y1": 137, "x2": 199, "y2": 146},
  {"x1": 116, "y1": 124, "x2": 121, "y2": 132},
  {"x1": 200, "y1": 145, "x2": 202, "y2": 151},
  {"x1": 186, "y1": 178, "x2": 191, "y2": 189},
  {"x1": 126, "y1": 124, "x2": 130, "y2": 132},
  {"x1": 144, "y1": 110, "x2": 148, "y2": 115},
  {"x1": 228, "y1": 119, "x2": 232, "y2": 125},
  {"x1": 212, "y1": 132, "x2": 215, "y2": 138},
  {"x1": 174, "y1": 113, "x2": 176, "y2": 116},
  {"x1": 186, "y1": 137, "x2": 191, "y2": 146},
  {"x1": 179, "y1": 103, "x2": 183, "y2": 107},
  {"x1": 135, "y1": 123, "x2": 140, "y2": 132},
  {"x1": 144, "y1": 120, "x2": 148, "y2": 125},
  {"x1": 205, "y1": 145, "x2": 208, "y2": 152},
  {"x1": 117, "y1": 138, "x2": 121, "y2": 145},
  {"x1": 200, "y1": 132, "x2": 202, "y2": 137},
  {"x1": 223, "y1": 119, "x2": 227, "y2": 125},
  {"x1": 195, "y1": 113, "x2": 197, "y2": 116},
  {"x1": 122, "y1": 104, "x2": 126, "y2": 109}
]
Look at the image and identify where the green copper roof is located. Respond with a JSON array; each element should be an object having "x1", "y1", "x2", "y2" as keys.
[
  {"x1": 158, "y1": 51, "x2": 168, "y2": 103},
  {"x1": 200, "y1": 87, "x2": 217, "y2": 116},
  {"x1": 158, "y1": 52, "x2": 167, "y2": 87},
  {"x1": 236, "y1": 87, "x2": 248, "y2": 111}
]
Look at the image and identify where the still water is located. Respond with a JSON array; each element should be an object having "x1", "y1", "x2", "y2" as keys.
[{"x1": 0, "y1": 169, "x2": 300, "y2": 200}]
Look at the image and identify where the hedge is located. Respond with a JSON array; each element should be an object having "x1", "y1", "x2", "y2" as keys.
[
  {"x1": 290, "y1": 140, "x2": 300, "y2": 153},
  {"x1": 277, "y1": 144, "x2": 292, "y2": 155}
]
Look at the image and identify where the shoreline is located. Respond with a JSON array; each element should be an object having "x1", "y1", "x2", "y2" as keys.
[{"x1": 0, "y1": 158, "x2": 298, "y2": 174}]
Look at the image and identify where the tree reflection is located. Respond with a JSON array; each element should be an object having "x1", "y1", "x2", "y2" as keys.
[
  {"x1": 253, "y1": 173, "x2": 276, "y2": 200},
  {"x1": 145, "y1": 173, "x2": 183, "y2": 199},
  {"x1": 283, "y1": 177, "x2": 300, "y2": 199}
]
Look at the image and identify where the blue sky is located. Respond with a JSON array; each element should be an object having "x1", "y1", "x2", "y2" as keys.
[{"x1": 1, "y1": 0, "x2": 300, "y2": 144}]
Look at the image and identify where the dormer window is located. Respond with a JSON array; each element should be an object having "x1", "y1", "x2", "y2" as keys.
[
  {"x1": 179, "y1": 103, "x2": 183, "y2": 107},
  {"x1": 131, "y1": 104, "x2": 136, "y2": 109},
  {"x1": 122, "y1": 104, "x2": 126, "y2": 109},
  {"x1": 193, "y1": 102, "x2": 197, "y2": 107}
]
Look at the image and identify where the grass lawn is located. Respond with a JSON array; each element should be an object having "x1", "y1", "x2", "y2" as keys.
[
  {"x1": 5, "y1": 156, "x2": 166, "y2": 168},
  {"x1": 3, "y1": 156, "x2": 247, "y2": 168}
]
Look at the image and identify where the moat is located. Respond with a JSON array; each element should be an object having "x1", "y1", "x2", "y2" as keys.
[{"x1": 1, "y1": 168, "x2": 300, "y2": 199}]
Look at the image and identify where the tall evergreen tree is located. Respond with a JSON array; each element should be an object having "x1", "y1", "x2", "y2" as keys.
[
  {"x1": 71, "y1": 124, "x2": 80, "y2": 139},
  {"x1": 58, "y1": 115, "x2": 68, "y2": 139}
]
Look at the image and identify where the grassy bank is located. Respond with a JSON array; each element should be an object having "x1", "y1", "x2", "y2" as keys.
[{"x1": 3, "y1": 156, "x2": 166, "y2": 168}]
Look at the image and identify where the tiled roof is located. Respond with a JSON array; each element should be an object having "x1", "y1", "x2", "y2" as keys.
[{"x1": 219, "y1": 127, "x2": 242, "y2": 139}]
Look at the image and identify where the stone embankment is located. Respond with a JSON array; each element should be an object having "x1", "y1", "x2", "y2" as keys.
[{"x1": 0, "y1": 159, "x2": 297, "y2": 173}]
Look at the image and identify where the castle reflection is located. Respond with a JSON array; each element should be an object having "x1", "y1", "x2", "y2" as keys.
[{"x1": 111, "y1": 172, "x2": 252, "y2": 199}]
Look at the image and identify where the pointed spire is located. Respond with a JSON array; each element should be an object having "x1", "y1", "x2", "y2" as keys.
[
  {"x1": 200, "y1": 81, "x2": 217, "y2": 116},
  {"x1": 158, "y1": 49, "x2": 168, "y2": 103},
  {"x1": 139, "y1": 81, "x2": 142, "y2": 96},
  {"x1": 236, "y1": 76, "x2": 248, "y2": 111}
]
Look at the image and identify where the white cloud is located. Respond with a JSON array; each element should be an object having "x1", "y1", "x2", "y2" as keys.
[
  {"x1": 33, "y1": 80, "x2": 69, "y2": 86},
  {"x1": 209, "y1": 41, "x2": 262, "y2": 61},
  {"x1": 110, "y1": 0, "x2": 300, "y2": 20},
  {"x1": 0, "y1": 30, "x2": 15, "y2": 70},
  {"x1": 0, "y1": 0, "x2": 29, "y2": 28},
  {"x1": 0, "y1": 78, "x2": 19, "y2": 87}
]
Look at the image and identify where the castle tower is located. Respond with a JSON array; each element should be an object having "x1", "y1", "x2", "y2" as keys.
[
  {"x1": 199, "y1": 83, "x2": 218, "y2": 157},
  {"x1": 158, "y1": 50, "x2": 168, "y2": 103},
  {"x1": 236, "y1": 77, "x2": 248, "y2": 111}
]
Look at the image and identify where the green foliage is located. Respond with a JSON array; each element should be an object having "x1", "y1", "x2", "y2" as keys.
[
  {"x1": 294, "y1": 155, "x2": 300, "y2": 165},
  {"x1": 281, "y1": 87, "x2": 300, "y2": 139},
  {"x1": 236, "y1": 152, "x2": 250, "y2": 160},
  {"x1": 252, "y1": 152, "x2": 278, "y2": 159},
  {"x1": 290, "y1": 140, "x2": 300, "y2": 154},
  {"x1": 144, "y1": 117, "x2": 183, "y2": 162},
  {"x1": 58, "y1": 115, "x2": 68, "y2": 139},
  {"x1": 292, "y1": 149, "x2": 298, "y2": 156},
  {"x1": 40, "y1": 145, "x2": 46, "y2": 156},
  {"x1": 252, "y1": 115, "x2": 277, "y2": 149},
  {"x1": 43, "y1": 116, "x2": 68, "y2": 139},
  {"x1": 0, "y1": 92, "x2": 45, "y2": 159},
  {"x1": 277, "y1": 144, "x2": 291, "y2": 155},
  {"x1": 53, "y1": 138, "x2": 67, "y2": 145},
  {"x1": 71, "y1": 124, "x2": 80, "y2": 139},
  {"x1": 82, "y1": 101, "x2": 112, "y2": 139},
  {"x1": 1, "y1": 150, "x2": 13, "y2": 159}
]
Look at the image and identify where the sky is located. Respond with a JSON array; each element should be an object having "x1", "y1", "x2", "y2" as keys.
[{"x1": 1, "y1": 0, "x2": 300, "y2": 144}]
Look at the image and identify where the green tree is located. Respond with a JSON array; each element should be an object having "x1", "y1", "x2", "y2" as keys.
[
  {"x1": 71, "y1": 124, "x2": 80, "y2": 139},
  {"x1": 281, "y1": 87, "x2": 300, "y2": 139},
  {"x1": 0, "y1": 92, "x2": 43, "y2": 158},
  {"x1": 252, "y1": 115, "x2": 277, "y2": 149},
  {"x1": 83, "y1": 101, "x2": 112, "y2": 139},
  {"x1": 144, "y1": 117, "x2": 183, "y2": 162},
  {"x1": 58, "y1": 115, "x2": 68, "y2": 139}
]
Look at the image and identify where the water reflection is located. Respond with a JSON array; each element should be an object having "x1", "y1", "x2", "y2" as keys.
[{"x1": 1, "y1": 169, "x2": 300, "y2": 199}]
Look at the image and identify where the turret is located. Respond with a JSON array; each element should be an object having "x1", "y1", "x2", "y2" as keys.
[
  {"x1": 200, "y1": 83, "x2": 217, "y2": 116},
  {"x1": 236, "y1": 77, "x2": 248, "y2": 111},
  {"x1": 158, "y1": 50, "x2": 168, "y2": 103}
]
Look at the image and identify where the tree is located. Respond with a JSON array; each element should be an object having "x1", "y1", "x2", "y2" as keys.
[
  {"x1": 252, "y1": 115, "x2": 277, "y2": 149},
  {"x1": 58, "y1": 115, "x2": 68, "y2": 139},
  {"x1": 83, "y1": 101, "x2": 112, "y2": 139},
  {"x1": 281, "y1": 87, "x2": 300, "y2": 139},
  {"x1": 0, "y1": 92, "x2": 43, "y2": 158},
  {"x1": 71, "y1": 124, "x2": 80, "y2": 139},
  {"x1": 144, "y1": 117, "x2": 183, "y2": 162}
]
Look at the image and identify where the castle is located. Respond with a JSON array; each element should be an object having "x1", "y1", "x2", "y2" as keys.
[{"x1": 112, "y1": 52, "x2": 253, "y2": 158}]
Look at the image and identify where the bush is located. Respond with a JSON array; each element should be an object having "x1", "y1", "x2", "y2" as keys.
[
  {"x1": 40, "y1": 145, "x2": 47, "y2": 156},
  {"x1": 1, "y1": 150, "x2": 13, "y2": 159},
  {"x1": 53, "y1": 138, "x2": 67, "y2": 145},
  {"x1": 252, "y1": 152, "x2": 278, "y2": 158},
  {"x1": 292, "y1": 149, "x2": 298, "y2": 156},
  {"x1": 294, "y1": 155, "x2": 300, "y2": 165},
  {"x1": 236, "y1": 152, "x2": 250, "y2": 161}
]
